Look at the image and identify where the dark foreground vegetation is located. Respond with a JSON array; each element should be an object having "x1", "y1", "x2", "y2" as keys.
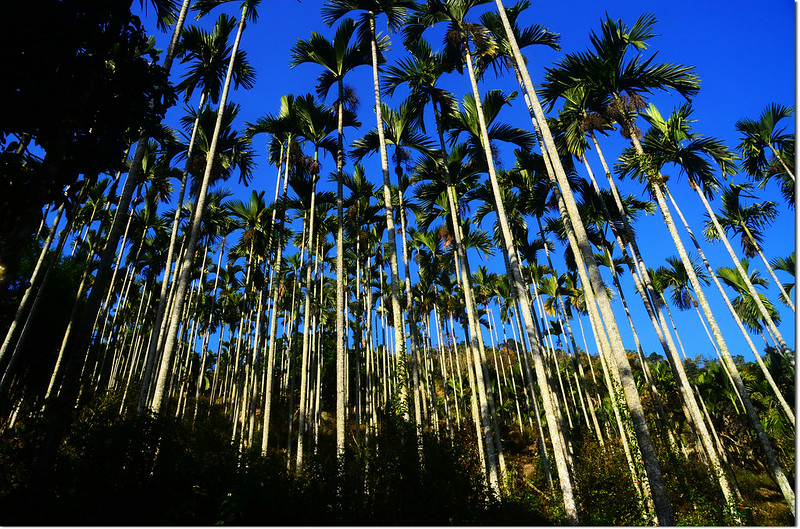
[{"x1": 0, "y1": 388, "x2": 793, "y2": 525}]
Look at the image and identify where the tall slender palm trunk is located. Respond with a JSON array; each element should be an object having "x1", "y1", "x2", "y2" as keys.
[
  {"x1": 296, "y1": 187, "x2": 319, "y2": 470},
  {"x1": 430, "y1": 98, "x2": 500, "y2": 494},
  {"x1": 0, "y1": 203, "x2": 66, "y2": 373},
  {"x1": 588, "y1": 125, "x2": 744, "y2": 517},
  {"x1": 261, "y1": 138, "x2": 293, "y2": 455},
  {"x1": 665, "y1": 188, "x2": 794, "y2": 425},
  {"x1": 694, "y1": 182, "x2": 794, "y2": 349},
  {"x1": 490, "y1": 3, "x2": 672, "y2": 522},
  {"x1": 150, "y1": 4, "x2": 249, "y2": 416},
  {"x1": 366, "y1": 12, "x2": 411, "y2": 423},
  {"x1": 628, "y1": 129, "x2": 795, "y2": 514},
  {"x1": 463, "y1": 39, "x2": 579, "y2": 520},
  {"x1": 139, "y1": 91, "x2": 208, "y2": 415},
  {"x1": 579, "y1": 156, "x2": 684, "y2": 456},
  {"x1": 746, "y1": 230, "x2": 795, "y2": 312},
  {"x1": 29, "y1": 0, "x2": 192, "y2": 491},
  {"x1": 335, "y1": 77, "x2": 347, "y2": 472},
  {"x1": 397, "y1": 186, "x2": 425, "y2": 455}
]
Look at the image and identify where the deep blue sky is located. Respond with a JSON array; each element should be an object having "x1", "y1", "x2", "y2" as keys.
[{"x1": 136, "y1": 0, "x2": 796, "y2": 362}]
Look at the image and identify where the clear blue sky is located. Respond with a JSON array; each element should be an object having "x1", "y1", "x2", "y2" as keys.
[{"x1": 136, "y1": 0, "x2": 796, "y2": 363}]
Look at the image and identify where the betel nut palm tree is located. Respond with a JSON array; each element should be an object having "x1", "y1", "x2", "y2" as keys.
[
  {"x1": 290, "y1": 17, "x2": 367, "y2": 471},
  {"x1": 138, "y1": 13, "x2": 255, "y2": 415},
  {"x1": 617, "y1": 104, "x2": 795, "y2": 424},
  {"x1": 350, "y1": 97, "x2": 436, "y2": 447},
  {"x1": 482, "y1": 4, "x2": 679, "y2": 523},
  {"x1": 149, "y1": 0, "x2": 261, "y2": 417},
  {"x1": 560, "y1": 14, "x2": 797, "y2": 514},
  {"x1": 28, "y1": 0, "x2": 193, "y2": 493},
  {"x1": 321, "y1": 0, "x2": 418, "y2": 436},
  {"x1": 703, "y1": 183, "x2": 794, "y2": 312},
  {"x1": 246, "y1": 93, "x2": 304, "y2": 455},
  {"x1": 616, "y1": 103, "x2": 794, "y2": 355},
  {"x1": 528, "y1": 10, "x2": 711, "y2": 524},
  {"x1": 384, "y1": 20, "x2": 504, "y2": 492}
]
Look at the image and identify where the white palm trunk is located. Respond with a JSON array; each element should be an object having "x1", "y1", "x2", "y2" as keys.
[
  {"x1": 634, "y1": 132, "x2": 795, "y2": 514},
  {"x1": 492, "y1": 3, "x2": 675, "y2": 522},
  {"x1": 335, "y1": 78, "x2": 347, "y2": 473},
  {"x1": 150, "y1": 4, "x2": 248, "y2": 416},
  {"x1": 261, "y1": 138, "x2": 292, "y2": 455},
  {"x1": 296, "y1": 205, "x2": 320, "y2": 469},
  {"x1": 666, "y1": 188, "x2": 794, "y2": 425},
  {"x1": 432, "y1": 105, "x2": 500, "y2": 493},
  {"x1": 139, "y1": 91, "x2": 208, "y2": 416},
  {"x1": 697, "y1": 183, "x2": 795, "y2": 336},
  {"x1": 465, "y1": 39, "x2": 582, "y2": 519},
  {"x1": 580, "y1": 155, "x2": 686, "y2": 454},
  {"x1": 767, "y1": 143, "x2": 795, "y2": 182},
  {"x1": 747, "y1": 229, "x2": 795, "y2": 312},
  {"x1": 0, "y1": 203, "x2": 65, "y2": 370},
  {"x1": 398, "y1": 187, "x2": 425, "y2": 454},
  {"x1": 367, "y1": 13, "x2": 410, "y2": 423}
]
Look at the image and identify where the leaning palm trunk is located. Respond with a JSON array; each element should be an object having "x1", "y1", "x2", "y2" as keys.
[
  {"x1": 617, "y1": 237, "x2": 742, "y2": 517},
  {"x1": 665, "y1": 188, "x2": 794, "y2": 425},
  {"x1": 489, "y1": 5, "x2": 672, "y2": 522},
  {"x1": 296, "y1": 188, "x2": 320, "y2": 470},
  {"x1": 545, "y1": 157, "x2": 652, "y2": 510},
  {"x1": 398, "y1": 186, "x2": 425, "y2": 454},
  {"x1": 765, "y1": 143, "x2": 795, "y2": 182},
  {"x1": 149, "y1": 4, "x2": 248, "y2": 416},
  {"x1": 589, "y1": 132, "x2": 715, "y2": 465},
  {"x1": 461, "y1": 45, "x2": 571, "y2": 512},
  {"x1": 590, "y1": 126, "x2": 745, "y2": 518},
  {"x1": 630, "y1": 130, "x2": 795, "y2": 515},
  {"x1": 608, "y1": 257, "x2": 683, "y2": 452},
  {"x1": 0, "y1": 203, "x2": 66, "y2": 372},
  {"x1": 747, "y1": 229, "x2": 795, "y2": 312},
  {"x1": 431, "y1": 99, "x2": 499, "y2": 493},
  {"x1": 29, "y1": 7, "x2": 193, "y2": 487},
  {"x1": 584, "y1": 295, "x2": 649, "y2": 506},
  {"x1": 138, "y1": 91, "x2": 208, "y2": 416},
  {"x1": 580, "y1": 156, "x2": 683, "y2": 455},
  {"x1": 0, "y1": 207, "x2": 80, "y2": 399},
  {"x1": 694, "y1": 182, "x2": 794, "y2": 349},
  {"x1": 42, "y1": 213, "x2": 111, "y2": 404}
]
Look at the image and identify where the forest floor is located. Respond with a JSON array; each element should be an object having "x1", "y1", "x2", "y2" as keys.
[{"x1": 0, "y1": 395, "x2": 794, "y2": 525}]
